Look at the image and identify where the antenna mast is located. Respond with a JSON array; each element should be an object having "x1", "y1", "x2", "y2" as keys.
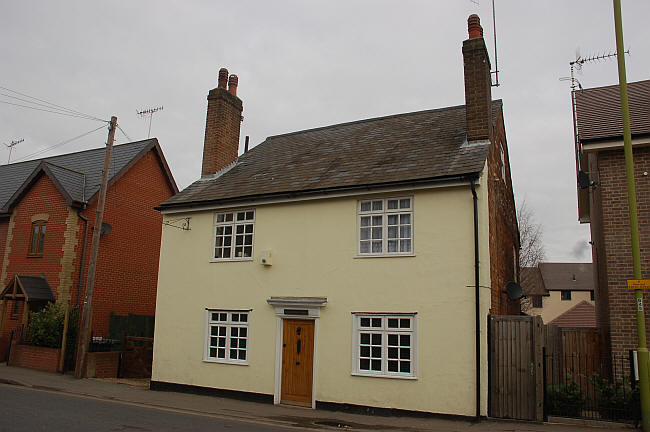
[
  {"x1": 5, "y1": 138, "x2": 24, "y2": 164},
  {"x1": 491, "y1": 0, "x2": 500, "y2": 86},
  {"x1": 137, "y1": 106, "x2": 163, "y2": 138}
]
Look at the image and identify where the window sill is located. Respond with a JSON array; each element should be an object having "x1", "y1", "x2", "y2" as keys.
[
  {"x1": 210, "y1": 258, "x2": 254, "y2": 263},
  {"x1": 203, "y1": 358, "x2": 249, "y2": 366},
  {"x1": 351, "y1": 372, "x2": 417, "y2": 380},
  {"x1": 354, "y1": 253, "x2": 415, "y2": 259},
  {"x1": 26, "y1": 254, "x2": 43, "y2": 258}
]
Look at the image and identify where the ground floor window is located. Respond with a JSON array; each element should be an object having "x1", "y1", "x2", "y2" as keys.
[
  {"x1": 204, "y1": 309, "x2": 249, "y2": 365},
  {"x1": 352, "y1": 313, "x2": 416, "y2": 378}
]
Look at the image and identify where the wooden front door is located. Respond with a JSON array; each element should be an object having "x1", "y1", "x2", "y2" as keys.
[{"x1": 281, "y1": 319, "x2": 314, "y2": 406}]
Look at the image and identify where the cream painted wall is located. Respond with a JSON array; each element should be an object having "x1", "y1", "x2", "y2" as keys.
[
  {"x1": 153, "y1": 181, "x2": 491, "y2": 416},
  {"x1": 529, "y1": 291, "x2": 594, "y2": 324}
]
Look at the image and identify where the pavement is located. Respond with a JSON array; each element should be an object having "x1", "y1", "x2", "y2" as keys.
[{"x1": 0, "y1": 364, "x2": 635, "y2": 431}]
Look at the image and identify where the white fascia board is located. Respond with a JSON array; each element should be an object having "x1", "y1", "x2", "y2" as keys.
[{"x1": 582, "y1": 136, "x2": 650, "y2": 153}]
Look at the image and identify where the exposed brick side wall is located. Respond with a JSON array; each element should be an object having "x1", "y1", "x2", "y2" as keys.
[
  {"x1": 0, "y1": 213, "x2": 17, "y2": 286},
  {"x1": 487, "y1": 110, "x2": 520, "y2": 315},
  {"x1": 592, "y1": 147, "x2": 650, "y2": 360},
  {"x1": 8, "y1": 342, "x2": 60, "y2": 372},
  {"x1": 0, "y1": 218, "x2": 8, "y2": 279},
  {"x1": 201, "y1": 87, "x2": 243, "y2": 177},
  {"x1": 78, "y1": 150, "x2": 175, "y2": 337},
  {"x1": 85, "y1": 351, "x2": 120, "y2": 378}
]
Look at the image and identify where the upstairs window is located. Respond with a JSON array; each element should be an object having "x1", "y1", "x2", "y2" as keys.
[
  {"x1": 561, "y1": 290, "x2": 572, "y2": 301},
  {"x1": 214, "y1": 210, "x2": 254, "y2": 260},
  {"x1": 358, "y1": 197, "x2": 412, "y2": 256},
  {"x1": 28, "y1": 221, "x2": 46, "y2": 256},
  {"x1": 532, "y1": 296, "x2": 543, "y2": 308}
]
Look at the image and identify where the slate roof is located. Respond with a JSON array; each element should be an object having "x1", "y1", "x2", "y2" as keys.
[
  {"x1": 0, "y1": 139, "x2": 162, "y2": 213},
  {"x1": 160, "y1": 101, "x2": 503, "y2": 209},
  {"x1": 574, "y1": 79, "x2": 650, "y2": 142},
  {"x1": 548, "y1": 301, "x2": 596, "y2": 328},
  {"x1": 538, "y1": 263, "x2": 593, "y2": 292}
]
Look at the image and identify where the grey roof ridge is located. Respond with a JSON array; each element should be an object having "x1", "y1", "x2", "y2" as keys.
[
  {"x1": 575, "y1": 78, "x2": 650, "y2": 94},
  {"x1": 261, "y1": 101, "x2": 502, "y2": 142},
  {"x1": 42, "y1": 160, "x2": 87, "y2": 176}
]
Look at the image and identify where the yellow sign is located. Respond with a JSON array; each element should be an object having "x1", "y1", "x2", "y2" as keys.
[{"x1": 628, "y1": 279, "x2": 650, "y2": 290}]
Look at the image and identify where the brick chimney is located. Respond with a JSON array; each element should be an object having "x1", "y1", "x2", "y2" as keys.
[
  {"x1": 462, "y1": 14, "x2": 492, "y2": 143},
  {"x1": 201, "y1": 67, "x2": 243, "y2": 177}
]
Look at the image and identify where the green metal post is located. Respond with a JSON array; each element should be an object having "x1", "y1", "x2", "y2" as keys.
[{"x1": 612, "y1": 1, "x2": 650, "y2": 429}]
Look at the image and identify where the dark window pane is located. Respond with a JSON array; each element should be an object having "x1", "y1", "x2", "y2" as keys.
[
  {"x1": 236, "y1": 225, "x2": 244, "y2": 234},
  {"x1": 218, "y1": 338, "x2": 225, "y2": 347},
  {"x1": 38, "y1": 227, "x2": 45, "y2": 253},
  {"x1": 218, "y1": 348, "x2": 225, "y2": 358},
  {"x1": 237, "y1": 212, "x2": 245, "y2": 221},
  {"x1": 216, "y1": 226, "x2": 224, "y2": 235},
  {"x1": 372, "y1": 200, "x2": 382, "y2": 211},
  {"x1": 371, "y1": 360, "x2": 382, "y2": 371},
  {"x1": 240, "y1": 327, "x2": 247, "y2": 336},
  {"x1": 360, "y1": 318, "x2": 370, "y2": 327},
  {"x1": 388, "y1": 200, "x2": 398, "y2": 209},
  {"x1": 371, "y1": 334, "x2": 382, "y2": 345},
  {"x1": 388, "y1": 347, "x2": 398, "y2": 359},
  {"x1": 224, "y1": 226, "x2": 232, "y2": 235},
  {"x1": 238, "y1": 350, "x2": 246, "y2": 360},
  {"x1": 245, "y1": 224, "x2": 253, "y2": 233},
  {"x1": 219, "y1": 327, "x2": 226, "y2": 336},
  {"x1": 230, "y1": 339, "x2": 237, "y2": 348},
  {"x1": 230, "y1": 349, "x2": 237, "y2": 358},
  {"x1": 400, "y1": 362, "x2": 410, "y2": 373},
  {"x1": 360, "y1": 241, "x2": 370, "y2": 253},
  {"x1": 360, "y1": 359, "x2": 370, "y2": 370},
  {"x1": 210, "y1": 337, "x2": 218, "y2": 346},
  {"x1": 223, "y1": 236, "x2": 232, "y2": 246},
  {"x1": 209, "y1": 348, "x2": 216, "y2": 357},
  {"x1": 210, "y1": 322, "x2": 218, "y2": 332},
  {"x1": 243, "y1": 246, "x2": 252, "y2": 257},
  {"x1": 371, "y1": 347, "x2": 381, "y2": 358},
  {"x1": 400, "y1": 335, "x2": 410, "y2": 346},
  {"x1": 245, "y1": 211, "x2": 254, "y2": 220},
  {"x1": 388, "y1": 319, "x2": 398, "y2": 328},
  {"x1": 388, "y1": 361, "x2": 398, "y2": 372},
  {"x1": 400, "y1": 199, "x2": 410, "y2": 209},
  {"x1": 223, "y1": 247, "x2": 231, "y2": 257},
  {"x1": 400, "y1": 319, "x2": 410, "y2": 328},
  {"x1": 225, "y1": 213, "x2": 233, "y2": 222},
  {"x1": 360, "y1": 333, "x2": 370, "y2": 344},
  {"x1": 219, "y1": 313, "x2": 227, "y2": 321},
  {"x1": 231, "y1": 326, "x2": 238, "y2": 335},
  {"x1": 371, "y1": 241, "x2": 382, "y2": 253},
  {"x1": 217, "y1": 214, "x2": 225, "y2": 223},
  {"x1": 240, "y1": 339, "x2": 246, "y2": 348},
  {"x1": 215, "y1": 248, "x2": 222, "y2": 258},
  {"x1": 360, "y1": 346, "x2": 370, "y2": 357},
  {"x1": 400, "y1": 348, "x2": 410, "y2": 360},
  {"x1": 371, "y1": 318, "x2": 381, "y2": 327}
]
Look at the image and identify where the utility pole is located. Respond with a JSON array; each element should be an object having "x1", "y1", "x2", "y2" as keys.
[
  {"x1": 5, "y1": 138, "x2": 24, "y2": 164},
  {"x1": 612, "y1": 1, "x2": 650, "y2": 430},
  {"x1": 74, "y1": 116, "x2": 117, "y2": 379},
  {"x1": 137, "y1": 106, "x2": 163, "y2": 138}
]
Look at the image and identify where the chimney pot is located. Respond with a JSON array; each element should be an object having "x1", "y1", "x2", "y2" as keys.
[
  {"x1": 468, "y1": 14, "x2": 483, "y2": 39},
  {"x1": 228, "y1": 74, "x2": 239, "y2": 96},
  {"x1": 218, "y1": 68, "x2": 229, "y2": 88}
]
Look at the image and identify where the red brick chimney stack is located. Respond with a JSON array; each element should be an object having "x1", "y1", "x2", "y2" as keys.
[
  {"x1": 228, "y1": 74, "x2": 238, "y2": 96},
  {"x1": 201, "y1": 67, "x2": 243, "y2": 177},
  {"x1": 463, "y1": 14, "x2": 493, "y2": 143}
]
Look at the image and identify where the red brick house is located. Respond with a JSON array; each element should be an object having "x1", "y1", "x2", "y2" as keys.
[
  {"x1": 0, "y1": 138, "x2": 177, "y2": 360},
  {"x1": 573, "y1": 79, "x2": 650, "y2": 360}
]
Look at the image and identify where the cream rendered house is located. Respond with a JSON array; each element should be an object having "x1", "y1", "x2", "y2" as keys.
[{"x1": 152, "y1": 15, "x2": 519, "y2": 417}]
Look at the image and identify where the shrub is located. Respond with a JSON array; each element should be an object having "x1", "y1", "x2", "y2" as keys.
[
  {"x1": 26, "y1": 302, "x2": 64, "y2": 348},
  {"x1": 588, "y1": 373, "x2": 640, "y2": 422},
  {"x1": 546, "y1": 374, "x2": 585, "y2": 417}
]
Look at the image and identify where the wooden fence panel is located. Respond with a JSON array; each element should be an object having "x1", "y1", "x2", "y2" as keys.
[{"x1": 489, "y1": 315, "x2": 543, "y2": 421}]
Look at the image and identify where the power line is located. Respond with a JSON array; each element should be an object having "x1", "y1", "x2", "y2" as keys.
[
  {"x1": 117, "y1": 125, "x2": 132, "y2": 142},
  {"x1": 0, "y1": 99, "x2": 106, "y2": 121},
  {"x1": 0, "y1": 85, "x2": 107, "y2": 122},
  {"x1": 11, "y1": 125, "x2": 107, "y2": 163}
]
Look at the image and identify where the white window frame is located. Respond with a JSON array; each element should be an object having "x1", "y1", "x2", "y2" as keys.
[
  {"x1": 204, "y1": 309, "x2": 250, "y2": 365},
  {"x1": 212, "y1": 209, "x2": 255, "y2": 262},
  {"x1": 351, "y1": 313, "x2": 417, "y2": 379},
  {"x1": 357, "y1": 197, "x2": 413, "y2": 256}
]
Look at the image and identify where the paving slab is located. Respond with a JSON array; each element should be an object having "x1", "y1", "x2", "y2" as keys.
[{"x1": 0, "y1": 364, "x2": 634, "y2": 431}]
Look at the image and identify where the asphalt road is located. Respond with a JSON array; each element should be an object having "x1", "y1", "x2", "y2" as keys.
[{"x1": 0, "y1": 385, "x2": 306, "y2": 432}]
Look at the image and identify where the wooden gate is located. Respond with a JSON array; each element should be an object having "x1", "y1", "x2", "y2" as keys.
[
  {"x1": 119, "y1": 336, "x2": 153, "y2": 378},
  {"x1": 488, "y1": 315, "x2": 544, "y2": 421}
]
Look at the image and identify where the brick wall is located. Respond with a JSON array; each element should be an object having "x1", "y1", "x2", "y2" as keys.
[
  {"x1": 85, "y1": 351, "x2": 120, "y2": 378},
  {"x1": 78, "y1": 150, "x2": 175, "y2": 337},
  {"x1": 487, "y1": 110, "x2": 520, "y2": 315},
  {"x1": 8, "y1": 342, "x2": 60, "y2": 372},
  {"x1": 592, "y1": 147, "x2": 650, "y2": 360},
  {"x1": 0, "y1": 300, "x2": 25, "y2": 360}
]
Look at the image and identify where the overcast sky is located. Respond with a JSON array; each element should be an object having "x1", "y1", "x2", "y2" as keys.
[{"x1": 1, "y1": 1, "x2": 649, "y2": 263}]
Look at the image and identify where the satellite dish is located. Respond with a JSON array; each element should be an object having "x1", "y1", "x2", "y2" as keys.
[
  {"x1": 100, "y1": 222, "x2": 112, "y2": 235},
  {"x1": 577, "y1": 171, "x2": 591, "y2": 189},
  {"x1": 506, "y1": 281, "x2": 524, "y2": 301}
]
